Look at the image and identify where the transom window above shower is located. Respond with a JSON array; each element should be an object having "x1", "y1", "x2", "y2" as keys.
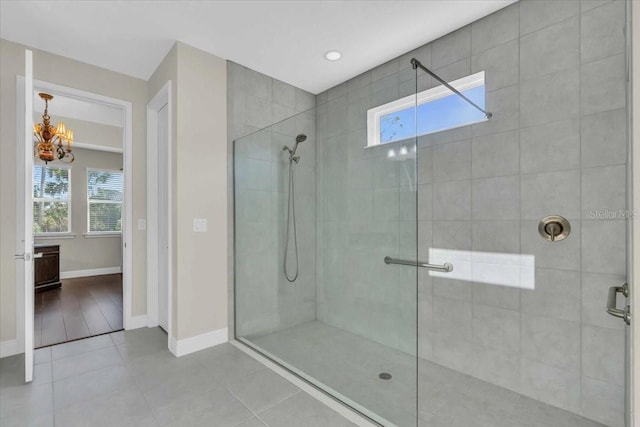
[{"x1": 366, "y1": 71, "x2": 487, "y2": 148}]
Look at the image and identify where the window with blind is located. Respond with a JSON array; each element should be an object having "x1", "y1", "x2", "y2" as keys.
[
  {"x1": 87, "y1": 169, "x2": 123, "y2": 233},
  {"x1": 33, "y1": 165, "x2": 71, "y2": 234}
]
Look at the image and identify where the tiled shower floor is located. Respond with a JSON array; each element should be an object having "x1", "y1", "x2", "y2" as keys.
[{"x1": 248, "y1": 321, "x2": 608, "y2": 427}]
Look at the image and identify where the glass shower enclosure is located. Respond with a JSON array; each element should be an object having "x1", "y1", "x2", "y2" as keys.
[
  {"x1": 234, "y1": 63, "x2": 419, "y2": 426},
  {"x1": 234, "y1": 29, "x2": 629, "y2": 425}
]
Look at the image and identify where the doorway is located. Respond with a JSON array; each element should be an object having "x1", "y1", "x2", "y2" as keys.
[{"x1": 17, "y1": 76, "x2": 134, "y2": 365}]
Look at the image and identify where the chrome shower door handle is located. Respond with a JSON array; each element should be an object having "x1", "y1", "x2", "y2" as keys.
[
  {"x1": 384, "y1": 256, "x2": 453, "y2": 273},
  {"x1": 606, "y1": 283, "x2": 631, "y2": 325}
]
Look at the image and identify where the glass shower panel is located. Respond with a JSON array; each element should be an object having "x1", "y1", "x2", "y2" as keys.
[
  {"x1": 234, "y1": 64, "x2": 418, "y2": 426},
  {"x1": 234, "y1": 109, "x2": 317, "y2": 340}
]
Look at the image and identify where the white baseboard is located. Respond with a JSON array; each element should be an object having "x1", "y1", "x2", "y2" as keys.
[
  {"x1": 169, "y1": 327, "x2": 228, "y2": 357},
  {"x1": 60, "y1": 266, "x2": 122, "y2": 279},
  {"x1": 0, "y1": 339, "x2": 21, "y2": 358},
  {"x1": 126, "y1": 315, "x2": 148, "y2": 330}
]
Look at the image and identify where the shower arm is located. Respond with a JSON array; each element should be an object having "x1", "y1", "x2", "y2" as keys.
[{"x1": 410, "y1": 58, "x2": 492, "y2": 119}]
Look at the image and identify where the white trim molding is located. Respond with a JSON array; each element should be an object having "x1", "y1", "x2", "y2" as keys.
[
  {"x1": 0, "y1": 339, "x2": 21, "y2": 359},
  {"x1": 73, "y1": 142, "x2": 123, "y2": 153},
  {"x1": 60, "y1": 266, "x2": 122, "y2": 279},
  {"x1": 35, "y1": 233, "x2": 77, "y2": 240},
  {"x1": 169, "y1": 328, "x2": 228, "y2": 357},
  {"x1": 127, "y1": 315, "x2": 149, "y2": 330},
  {"x1": 146, "y1": 81, "x2": 173, "y2": 340},
  {"x1": 83, "y1": 232, "x2": 121, "y2": 238}
]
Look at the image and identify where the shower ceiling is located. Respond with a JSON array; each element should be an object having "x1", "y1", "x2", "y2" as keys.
[{"x1": 0, "y1": 0, "x2": 515, "y2": 94}]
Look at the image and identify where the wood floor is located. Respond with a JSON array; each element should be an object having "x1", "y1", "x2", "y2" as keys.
[{"x1": 34, "y1": 273, "x2": 123, "y2": 348}]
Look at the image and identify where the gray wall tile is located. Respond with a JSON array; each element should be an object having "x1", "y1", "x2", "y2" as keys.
[
  {"x1": 433, "y1": 180, "x2": 472, "y2": 220},
  {"x1": 433, "y1": 139, "x2": 472, "y2": 182},
  {"x1": 472, "y1": 40, "x2": 519, "y2": 92},
  {"x1": 581, "y1": 54, "x2": 626, "y2": 116},
  {"x1": 433, "y1": 220, "x2": 472, "y2": 250},
  {"x1": 472, "y1": 176, "x2": 520, "y2": 220},
  {"x1": 520, "y1": 119, "x2": 580, "y2": 174},
  {"x1": 473, "y1": 283, "x2": 520, "y2": 311},
  {"x1": 472, "y1": 220, "x2": 520, "y2": 253},
  {"x1": 520, "y1": 68, "x2": 579, "y2": 128},
  {"x1": 581, "y1": 0, "x2": 626, "y2": 64},
  {"x1": 581, "y1": 220, "x2": 627, "y2": 274},
  {"x1": 432, "y1": 27, "x2": 471, "y2": 69},
  {"x1": 520, "y1": 170, "x2": 581, "y2": 220},
  {"x1": 582, "y1": 165, "x2": 627, "y2": 219},
  {"x1": 521, "y1": 268, "x2": 581, "y2": 322},
  {"x1": 582, "y1": 325, "x2": 625, "y2": 387},
  {"x1": 521, "y1": 314, "x2": 581, "y2": 372},
  {"x1": 471, "y1": 4, "x2": 519, "y2": 54},
  {"x1": 519, "y1": 0, "x2": 580, "y2": 35},
  {"x1": 520, "y1": 16, "x2": 579, "y2": 81},
  {"x1": 472, "y1": 130, "x2": 519, "y2": 178},
  {"x1": 581, "y1": 108, "x2": 628, "y2": 168}
]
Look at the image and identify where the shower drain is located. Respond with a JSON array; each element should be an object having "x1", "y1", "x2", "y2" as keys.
[{"x1": 378, "y1": 372, "x2": 392, "y2": 381}]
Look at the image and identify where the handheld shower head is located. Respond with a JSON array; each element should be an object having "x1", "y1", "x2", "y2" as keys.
[{"x1": 284, "y1": 134, "x2": 309, "y2": 162}]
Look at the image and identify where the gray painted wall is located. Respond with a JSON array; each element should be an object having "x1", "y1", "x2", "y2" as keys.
[{"x1": 315, "y1": 1, "x2": 627, "y2": 426}]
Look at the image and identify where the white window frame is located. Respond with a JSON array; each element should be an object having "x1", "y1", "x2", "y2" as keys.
[
  {"x1": 366, "y1": 71, "x2": 487, "y2": 148},
  {"x1": 33, "y1": 164, "x2": 72, "y2": 236},
  {"x1": 86, "y1": 167, "x2": 123, "y2": 236}
]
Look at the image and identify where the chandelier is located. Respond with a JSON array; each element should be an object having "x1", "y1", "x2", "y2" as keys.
[{"x1": 33, "y1": 93, "x2": 74, "y2": 164}]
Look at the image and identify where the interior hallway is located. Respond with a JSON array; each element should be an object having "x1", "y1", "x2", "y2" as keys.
[
  {"x1": 35, "y1": 274, "x2": 123, "y2": 348},
  {"x1": 0, "y1": 327, "x2": 355, "y2": 427}
]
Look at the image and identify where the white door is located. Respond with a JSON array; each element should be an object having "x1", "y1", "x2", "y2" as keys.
[
  {"x1": 157, "y1": 103, "x2": 169, "y2": 332},
  {"x1": 16, "y1": 49, "x2": 34, "y2": 382}
]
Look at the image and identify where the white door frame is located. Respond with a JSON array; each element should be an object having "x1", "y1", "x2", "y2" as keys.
[
  {"x1": 15, "y1": 50, "x2": 34, "y2": 381},
  {"x1": 146, "y1": 81, "x2": 173, "y2": 349},
  {"x1": 16, "y1": 78, "x2": 135, "y2": 343}
]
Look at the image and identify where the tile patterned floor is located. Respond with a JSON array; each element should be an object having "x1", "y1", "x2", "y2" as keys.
[
  {"x1": 249, "y1": 321, "x2": 609, "y2": 427},
  {"x1": 0, "y1": 327, "x2": 355, "y2": 427}
]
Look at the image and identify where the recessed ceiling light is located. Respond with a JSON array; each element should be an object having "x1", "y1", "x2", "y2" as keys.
[{"x1": 324, "y1": 50, "x2": 342, "y2": 61}]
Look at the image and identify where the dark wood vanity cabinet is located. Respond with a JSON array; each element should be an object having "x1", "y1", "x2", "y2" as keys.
[{"x1": 34, "y1": 244, "x2": 61, "y2": 292}]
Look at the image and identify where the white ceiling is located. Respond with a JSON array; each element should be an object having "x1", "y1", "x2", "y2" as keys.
[{"x1": 1, "y1": 1, "x2": 516, "y2": 94}]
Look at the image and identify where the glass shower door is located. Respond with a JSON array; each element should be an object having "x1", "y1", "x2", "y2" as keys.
[
  {"x1": 234, "y1": 63, "x2": 420, "y2": 426},
  {"x1": 314, "y1": 62, "x2": 419, "y2": 426}
]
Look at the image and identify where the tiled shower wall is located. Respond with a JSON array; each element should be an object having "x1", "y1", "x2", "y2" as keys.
[
  {"x1": 315, "y1": 1, "x2": 628, "y2": 426},
  {"x1": 227, "y1": 62, "x2": 316, "y2": 337}
]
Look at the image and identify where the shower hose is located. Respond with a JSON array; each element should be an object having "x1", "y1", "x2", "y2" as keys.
[{"x1": 284, "y1": 160, "x2": 299, "y2": 282}]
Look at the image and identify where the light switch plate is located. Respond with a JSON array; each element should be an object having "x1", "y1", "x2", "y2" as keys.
[
  {"x1": 193, "y1": 218, "x2": 207, "y2": 232},
  {"x1": 138, "y1": 219, "x2": 147, "y2": 230}
]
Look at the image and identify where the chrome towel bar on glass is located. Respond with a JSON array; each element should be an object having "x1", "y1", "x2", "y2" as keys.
[{"x1": 384, "y1": 256, "x2": 453, "y2": 273}]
